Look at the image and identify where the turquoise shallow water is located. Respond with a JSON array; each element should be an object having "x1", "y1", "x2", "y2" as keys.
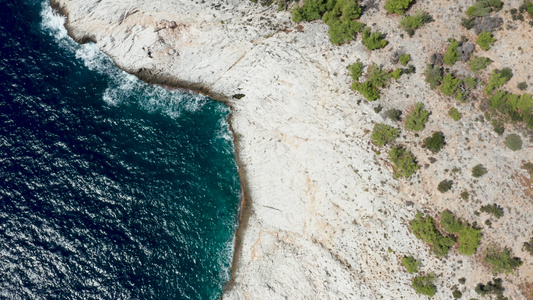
[{"x1": 0, "y1": 1, "x2": 240, "y2": 299}]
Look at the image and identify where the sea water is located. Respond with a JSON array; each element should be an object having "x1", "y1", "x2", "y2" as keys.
[{"x1": 0, "y1": 1, "x2": 240, "y2": 299}]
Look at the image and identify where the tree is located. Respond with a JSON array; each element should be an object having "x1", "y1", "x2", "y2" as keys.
[
  {"x1": 402, "y1": 256, "x2": 419, "y2": 274},
  {"x1": 412, "y1": 274, "x2": 437, "y2": 297},
  {"x1": 476, "y1": 31, "x2": 495, "y2": 50},
  {"x1": 385, "y1": 0, "x2": 415, "y2": 14},
  {"x1": 405, "y1": 103, "x2": 430, "y2": 131}
]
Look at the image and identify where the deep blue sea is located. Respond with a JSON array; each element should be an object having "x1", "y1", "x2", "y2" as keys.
[{"x1": 0, "y1": 1, "x2": 241, "y2": 299}]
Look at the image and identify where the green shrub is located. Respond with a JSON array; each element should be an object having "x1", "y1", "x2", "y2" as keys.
[
  {"x1": 440, "y1": 74, "x2": 465, "y2": 101},
  {"x1": 443, "y1": 39, "x2": 460, "y2": 65},
  {"x1": 412, "y1": 274, "x2": 437, "y2": 297},
  {"x1": 410, "y1": 212, "x2": 455, "y2": 257},
  {"x1": 480, "y1": 203, "x2": 503, "y2": 218},
  {"x1": 488, "y1": 90, "x2": 508, "y2": 110},
  {"x1": 322, "y1": 0, "x2": 364, "y2": 45},
  {"x1": 385, "y1": 0, "x2": 415, "y2": 14},
  {"x1": 386, "y1": 108, "x2": 402, "y2": 121},
  {"x1": 371, "y1": 123, "x2": 399, "y2": 147},
  {"x1": 475, "y1": 278, "x2": 505, "y2": 298},
  {"x1": 348, "y1": 61, "x2": 364, "y2": 81},
  {"x1": 400, "y1": 11, "x2": 432, "y2": 36},
  {"x1": 461, "y1": 190, "x2": 469, "y2": 200},
  {"x1": 405, "y1": 102, "x2": 430, "y2": 131},
  {"x1": 464, "y1": 77, "x2": 478, "y2": 89},
  {"x1": 389, "y1": 68, "x2": 403, "y2": 80},
  {"x1": 424, "y1": 131, "x2": 445, "y2": 153},
  {"x1": 424, "y1": 64, "x2": 443, "y2": 89},
  {"x1": 484, "y1": 247, "x2": 523, "y2": 274},
  {"x1": 468, "y1": 55, "x2": 492, "y2": 73},
  {"x1": 523, "y1": 237, "x2": 533, "y2": 256},
  {"x1": 437, "y1": 180, "x2": 452, "y2": 193},
  {"x1": 448, "y1": 107, "x2": 462, "y2": 121},
  {"x1": 389, "y1": 145, "x2": 419, "y2": 178},
  {"x1": 452, "y1": 290, "x2": 462, "y2": 298},
  {"x1": 476, "y1": 31, "x2": 495, "y2": 51},
  {"x1": 402, "y1": 256, "x2": 419, "y2": 274},
  {"x1": 461, "y1": 16, "x2": 476, "y2": 29},
  {"x1": 505, "y1": 133, "x2": 523, "y2": 151},
  {"x1": 485, "y1": 68, "x2": 513, "y2": 94},
  {"x1": 292, "y1": 0, "x2": 365, "y2": 45},
  {"x1": 352, "y1": 81, "x2": 380, "y2": 101},
  {"x1": 399, "y1": 54, "x2": 411, "y2": 66},
  {"x1": 440, "y1": 210, "x2": 463, "y2": 233},
  {"x1": 361, "y1": 27, "x2": 388, "y2": 50},
  {"x1": 368, "y1": 64, "x2": 389, "y2": 87},
  {"x1": 527, "y1": 0, "x2": 533, "y2": 18},
  {"x1": 518, "y1": 82, "x2": 528, "y2": 90},
  {"x1": 466, "y1": 0, "x2": 502, "y2": 17},
  {"x1": 472, "y1": 164, "x2": 487, "y2": 178},
  {"x1": 292, "y1": 0, "x2": 332, "y2": 22},
  {"x1": 458, "y1": 226, "x2": 482, "y2": 255}
]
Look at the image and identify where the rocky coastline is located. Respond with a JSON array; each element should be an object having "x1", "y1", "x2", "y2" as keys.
[{"x1": 49, "y1": 0, "x2": 533, "y2": 298}]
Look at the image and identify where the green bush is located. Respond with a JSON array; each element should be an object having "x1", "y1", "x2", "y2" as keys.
[
  {"x1": 460, "y1": 190, "x2": 469, "y2": 200},
  {"x1": 400, "y1": 11, "x2": 432, "y2": 36},
  {"x1": 452, "y1": 290, "x2": 462, "y2": 298},
  {"x1": 322, "y1": 0, "x2": 364, "y2": 45},
  {"x1": 472, "y1": 164, "x2": 487, "y2": 178},
  {"x1": 440, "y1": 74, "x2": 465, "y2": 101},
  {"x1": 440, "y1": 210, "x2": 463, "y2": 233},
  {"x1": 527, "y1": 0, "x2": 533, "y2": 18},
  {"x1": 457, "y1": 226, "x2": 482, "y2": 256},
  {"x1": 405, "y1": 102, "x2": 430, "y2": 131},
  {"x1": 424, "y1": 131, "x2": 445, "y2": 153},
  {"x1": 399, "y1": 54, "x2": 411, "y2": 66},
  {"x1": 402, "y1": 256, "x2": 419, "y2": 274},
  {"x1": 480, "y1": 203, "x2": 503, "y2": 218},
  {"x1": 518, "y1": 82, "x2": 528, "y2": 90},
  {"x1": 505, "y1": 134, "x2": 523, "y2": 151},
  {"x1": 368, "y1": 64, "x2": 389, "y2": 87},
  {"x1": 385, "y1": 0, "x2": 415, "y2": 14},
  {"x1": 361, "y1": 27, "x2": 388, "y2": 50},
  {"x1": 476, "y1": 31, "x2": 495, "y2": 51},
  {"x1": 412, "y1": 274, "x2": 437, "y2": 297},
  {"x1": 488, "y1": 90, "x2": 508, "y2": 110},
  {"x1": 389, "y1": 145, "x2": 419, "y2": 178},
  {"x1": 352, "y1": 81, "x2": 380, "y2": 101},
  {"x1": 371, "y1": 123, "x2": 399, "y2": 147},
  {"x1": 475, "y1": 278, "x2": 505, "y2": 298},
  {"x1": 461, "y1": 16, "x2": 476, "y2": 29},
  {"x1": 292, "y1": 0, "x2": 365, "y2": 45},
  {"x1": 424, "y1": 64, "x2": 443, "y2": 89},
  {"x1": 464, "y1": 76, "x2": 477, "y2": 89},
  {"x1": 292, "y1": 0, "x2": 332, "y2": 22},
  {"x1": 524, "y1": 237, "x2": 533, "y2": 256},
  {"x1": 443, "y1": 39, "x2": 460, "y2": 65},
  {"x1": 410, "y1": 212, "x2": 455, "y2": 257},
  {"x1": 437, "y1": 180, "x2": 452, "y2": 193},
  {"x1": 485, "y1": 68, "x2": 513, "y2": 94},
  {"x1": 348, "y1": 61, "x2": 364, "y2": 81},
  {"x1": 389, "y1": 68, "x2": 403, "y2": 80},
  {"x1": 386, "y1": 108, "x2": 402, "y2": 121},
  {"x1": 484, "y1": 247, "x2": 523, "y2": 274},
  {"x1": 466, "y1": 0, "x2": 502, "y2": 17},
  {"x1": 448, "y1": 107, "x2": 462, "y2": 121},
  {"x1": 468, "y1": 55, "x2": 492, "y2": 73}
]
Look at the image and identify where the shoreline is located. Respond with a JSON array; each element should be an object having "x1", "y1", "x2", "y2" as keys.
[
  {"x1": 45, "y1": 0, "x2": 533, "y2": 298},
  {"x1": 48, "y1": 1, "x2": 251, "y2": 297}
]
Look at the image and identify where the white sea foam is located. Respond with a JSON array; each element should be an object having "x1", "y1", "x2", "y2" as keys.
[{"x1": 39, "y1": 2, "x2": 210, "y2": 118}]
